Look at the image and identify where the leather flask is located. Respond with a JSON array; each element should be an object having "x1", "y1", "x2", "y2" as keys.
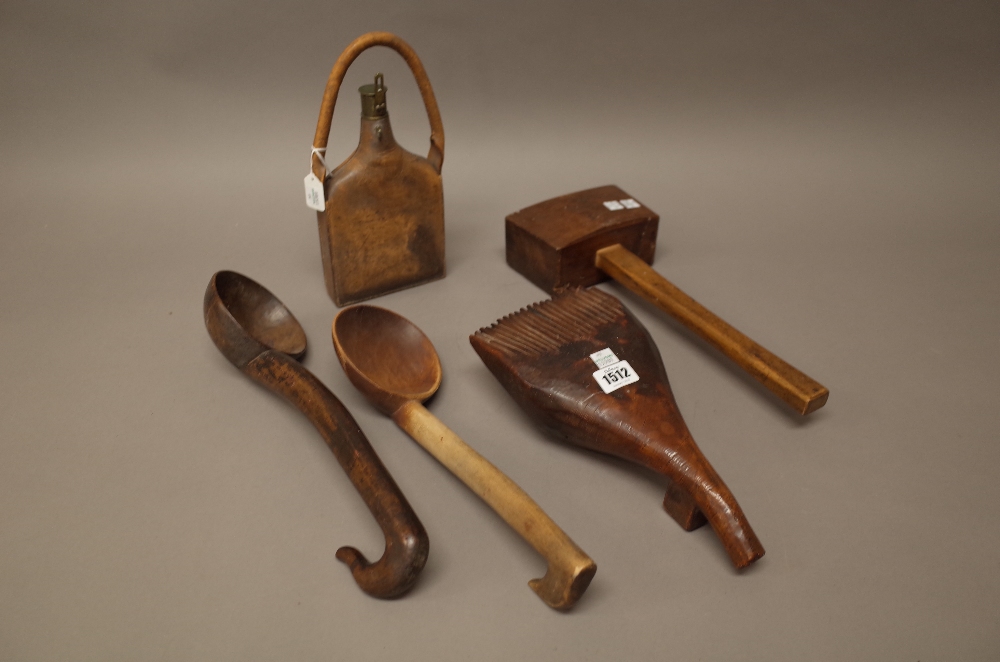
[{"x1": 308, "y1": 31, "x2": 446, "y2": 306}]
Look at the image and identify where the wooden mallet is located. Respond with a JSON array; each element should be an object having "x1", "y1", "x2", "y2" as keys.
[{"x1": 505, "y1": 185, "x2": 829, "y2": 415}]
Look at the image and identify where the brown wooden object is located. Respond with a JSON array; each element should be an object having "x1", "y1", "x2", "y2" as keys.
[
  {"x1": 203, "y1": 271, "x2": 428, "y2": 598},
  {"x1": 471, "y1": 288, "x2": 765, "y2": 570},
  {"x1": 505, "y1": 185, "x2": 828, "y2": 415},
  {"x1": 311, "y1": 32, "x2": 445, "y2": 306},
  {"x1": 332, "y1": 305, "x2": 597, "y2": 610}
]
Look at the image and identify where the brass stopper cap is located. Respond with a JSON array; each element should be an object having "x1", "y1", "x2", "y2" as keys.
[{"x1": 359, "y1": 73, "x2": 388, "y2": 118}]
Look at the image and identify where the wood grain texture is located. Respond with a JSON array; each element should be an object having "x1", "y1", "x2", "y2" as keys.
[
  {"x1": 596, "y1": 244, "x2": 829, "y2": 415},
  {"x1": 332, "y1": 304, "x2": 597, "y2": 609},
  {"x1": 505, "y1": 184, "x2": 657, "y2": 293},
  {"x1": 204, "y1": 271, "x2": 428, "y2": 598},
  {"x1": 504, "y1": 185, "x2": 828, "y2": 415},
  {"x1": 312, "y1": 32, "x2": 445, "y2": 306},
  {"x1": 471, "y1": 288, "x2": 765, "y2": 570}
]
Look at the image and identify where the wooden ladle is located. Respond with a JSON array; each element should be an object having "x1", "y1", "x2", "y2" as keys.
[
  {"x1": 203, "y1": 271, "x2": 428, "y2": 598},
  {"x1": 332, "y1": 305, "x2": 596, "y2": 610}
]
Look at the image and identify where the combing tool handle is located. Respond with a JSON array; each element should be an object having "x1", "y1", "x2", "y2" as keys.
[
  {"x1": 595, "y1": 243, "x2": 829, "y2": 415},
  {"x1": 392, "y1": 400, "x2": 596, "y2": 610}
]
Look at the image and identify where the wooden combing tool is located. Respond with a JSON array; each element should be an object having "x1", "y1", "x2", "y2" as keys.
[
  {"x1": 505, "y1": 185, "x2": 828, "y2": 415},
  {"x1": 471, "y1": 288, "x2": 765, "y2": 570}
]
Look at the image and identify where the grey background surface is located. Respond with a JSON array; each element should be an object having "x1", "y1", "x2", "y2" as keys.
[{"x1": 2, "y1": 1, "x2": 999, "y2": 659}]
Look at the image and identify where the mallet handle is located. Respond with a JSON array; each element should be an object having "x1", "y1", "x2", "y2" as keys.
[
  {"x1": 392, "y1": 400, "x2": 597, "y2": 610},
  {"x1": 595, "y1": 244, "x2": 829, "y2": 415}
]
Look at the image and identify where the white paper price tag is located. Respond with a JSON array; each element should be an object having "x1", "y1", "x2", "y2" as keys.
[
  {"x1": 304, "y1": 173, "x2": 325, "y2": 211},
  {"x1": 602, "y1": 198, "x2": 641, "y2": 211},
  {"x1": 593, "y1": 360, "x2": 639, "y2": 394},
  {"x1": 589, "y1": 348, "x2": 619, "y2": 368}
]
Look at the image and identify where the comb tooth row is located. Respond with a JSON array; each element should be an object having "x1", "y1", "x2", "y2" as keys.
[
  {"x1": 474, "y1": 289, "x2": 626, "y2": 359},
  {"x1": 480, "y1": 325, "x2": 534, "y2": 356},
  {"x1": 486, "y1": 313, "x2": 554, "y2": 355}
]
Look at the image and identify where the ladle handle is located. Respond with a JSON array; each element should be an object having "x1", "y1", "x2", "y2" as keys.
[
  {"x1": 244, "y1": 350, "x2": 428, "y2": 598},
  {"x1": 312, "y1": 31, "x2": 444, "y2": 177},
  {"x1": 595, "y1": 243, "x2": 829, "y2": 415},
  {"x1": 392, "y1": 400, "x2": 596, "y2": 610}
]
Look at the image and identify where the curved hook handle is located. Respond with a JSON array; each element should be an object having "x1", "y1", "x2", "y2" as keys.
[
  {"x1": 312, "y1": 31, "x2": 445, "y2": 177},
  {"x1": 244, "y1": 350, "x2": 428, "y2": 598},
  {"x1": 392, "y1": 400, "x2": 596, "y2": 609}
]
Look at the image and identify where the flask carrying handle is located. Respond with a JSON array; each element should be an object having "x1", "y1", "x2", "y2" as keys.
[{"x1": 311, "y1": 31, "x2": 445, "y2": 179}]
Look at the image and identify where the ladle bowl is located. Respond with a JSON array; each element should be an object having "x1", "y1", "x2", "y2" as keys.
[
  {"x1": 333, "y1": 305, "x2": 596, "y2": 610},
  {"x1": 204, "y1": 271, "x2": 428, "y2": 598},
  {"x1": 333, "y1": 305, "x2": 440, "y2": 415},
  {"x1": 207, "y1": 271, "x2": 306, "y2": 364}
]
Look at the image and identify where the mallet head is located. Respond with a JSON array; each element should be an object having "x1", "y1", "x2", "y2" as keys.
[{"x1": 505, "y1": 185, "x2": 658, "y2": 293}]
